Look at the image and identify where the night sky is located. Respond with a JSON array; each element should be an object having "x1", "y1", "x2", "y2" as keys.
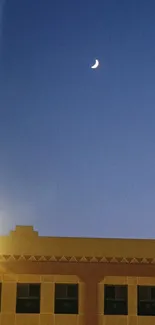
[{"x1": 0, "y1": 0, "x2": 155, "y2": 238}]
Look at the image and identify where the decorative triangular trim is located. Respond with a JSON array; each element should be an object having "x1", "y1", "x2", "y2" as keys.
[
  {"x1": 55, "y1": 256, "x2": 62, "y2": 261},
  {"x1": 130, "y1": 258, "x2": 139, "y2": 264},
  {"x1": 34, "y1": 256, "x2": 42, "y2": 261},
  {"x1": 49, "y1": 256, "x2": 57, "y2": 262},
  {"x1": 0, "y1": 254, "x2": 152, "y2": 264},
  {"x1": 90, "y1": 257, "x2": 98, "y2": 263},
  {"x1": 12, "y1": 255, "x2": 20, "y2": 260},
  {"x1": 43, "y1": 256, "x2": 51, "y2": 261},
  {"x1": 3, "y1": 255, "x2": 12, "y2": 260},
  {"x1": 120, "y1": 258, "x2": 129, "y2": 264},
  {"x1": 18, "y1": 255, "x2": 26, "y2": 261},
  {"x1": 38, "y1": 256, "x2": 46, "y2": 261},
  {"x1": 59, "y1": 256, "x2": 68, "y2": 262},
  {"x1": 141, "y1": 258, "x2": 149, "y2": 264},
  {"x1": 106, "y1": 257, "x2": 112, "y2": 263},
  {"x1": 24, "y1": 255, "x2": 32, "y2": 260},
  {"x1": 100, "y1": 257, "x2": 108, "y2": 263},
  {"x1": 29, "y1": 256, "x2": 37, "y2": 261},
  {"x1": 79, "y1": 256, "x2": 88, "y2": 262},
  {"x1": 69, "y1": 256, "x2": 77, "y2": 262},
  {"x1": 110, "y1": 257, "x2": 119, "y2": 263},
  {"x1": 7, "y1": 255, "x2": 16, "y2": 261}
]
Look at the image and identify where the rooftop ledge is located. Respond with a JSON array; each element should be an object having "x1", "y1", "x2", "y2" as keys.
[
  {"x1": 0, "y1": 225, "x2": 153, "y2": 261},
  {"x1": 9, "y1": 225, "x2": 39, "y2": 237}
]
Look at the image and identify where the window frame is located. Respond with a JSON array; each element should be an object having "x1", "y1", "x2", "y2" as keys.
[
  {"x1": 138, "y1": 285, "x2": 155, "y2": 316},
  {"x1": 54, "y1": 283, "x2": 78, "y2": 315},
  {"x1": 104, "y1": 284, "x2": 128, "y2": 315},
  {"x1": 16, "y1": 283, "x2": 41, "y2": 314}
]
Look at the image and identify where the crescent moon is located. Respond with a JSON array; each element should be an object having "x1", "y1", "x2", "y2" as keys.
[{"x1": 91, "y1": 59, "x2": 99, "y2": 69}]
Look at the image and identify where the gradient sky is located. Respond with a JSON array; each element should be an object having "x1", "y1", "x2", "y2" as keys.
[{"x1": 0, "y1": 0, "x2": 155, "y2": 238}]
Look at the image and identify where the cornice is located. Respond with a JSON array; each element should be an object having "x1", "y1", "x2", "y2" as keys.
[{"x1": 0, "y1": 255, "x2": 154, "y2": 264}]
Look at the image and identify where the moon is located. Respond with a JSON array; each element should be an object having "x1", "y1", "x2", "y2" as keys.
[{"x1": 91, "y1": 59, "x2": 99, "y2": 69}]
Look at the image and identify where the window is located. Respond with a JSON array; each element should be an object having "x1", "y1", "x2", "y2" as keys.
[
  {"x1": 138, "y1": 285, "x2": 155, "y2": 316},
  {"x1": 54, "y1": 283, "x2": 78, "y2": 314},
  {"x1": 16, "y1": 283, "x2": 40, "y2": 314},
  {"x1": 104, "y1": 285, "x2": 128, "y2": 315}
]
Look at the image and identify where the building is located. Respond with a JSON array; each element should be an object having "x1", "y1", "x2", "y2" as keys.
[{"x1": 0, "y1": 226, "x2": 155, "y2": 324}]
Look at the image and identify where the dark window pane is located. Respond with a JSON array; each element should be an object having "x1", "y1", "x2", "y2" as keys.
[
  {"x1": 16, "y1": 298, "x2": 40, "y2": 314},
  {"x1": 104, "y1": 285, "x2": 128, "y2": 315},
  {"x1": 55, "y1": 299, "x2": 78, "y2": 314},
  {"x1": 105, "y1": 285, "x2": 127, "y2": 300},
  {"x1": 138, "y1": 286, "x2": 151, "y2": 300},
  {"x1": 138, "y1": 286, "x2": 155, "y2": 316},
  {"x1": 115, "y1": 286, "x2": 127, "y2": 300},
  {"x1": 104, "y1": 299, "x2": 128, "y2": 315},
  {"x1": 55, "y1": 283, "x2": 79, "y2": 314},
  {"x1": 17, "y1": 284, "x2": 29, "y2": 298},
  {"x1": 105, "y1": 286, "x2": 115, "y2": 299},
  {"x1": 55, "y1": 284, "x2": 67, "y2": 298},
  {"x1": 67, "y1": 285, "x2": 78, "y2": 298},
  {"x1": 29, "y1": 284, "x2": 40, "y2": 298},
  {"x1": 55, "y1": 284, "x2": 78, "y2": 299},
  {"x1": 138, "y1": 301, "x2": 155, "y2": 316},
  {"x1": 151, "y1": 287, "x2": 155, "y2": 299}
]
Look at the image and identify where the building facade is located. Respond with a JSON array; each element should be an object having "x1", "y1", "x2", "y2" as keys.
[{"x1": 0, "y1": 226, "x2": 155, "y2": 324}]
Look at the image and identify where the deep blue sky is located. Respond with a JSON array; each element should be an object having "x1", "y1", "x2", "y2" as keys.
[{"x1": 0, "y1": 0, "x2": 155, "y2": 238}]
